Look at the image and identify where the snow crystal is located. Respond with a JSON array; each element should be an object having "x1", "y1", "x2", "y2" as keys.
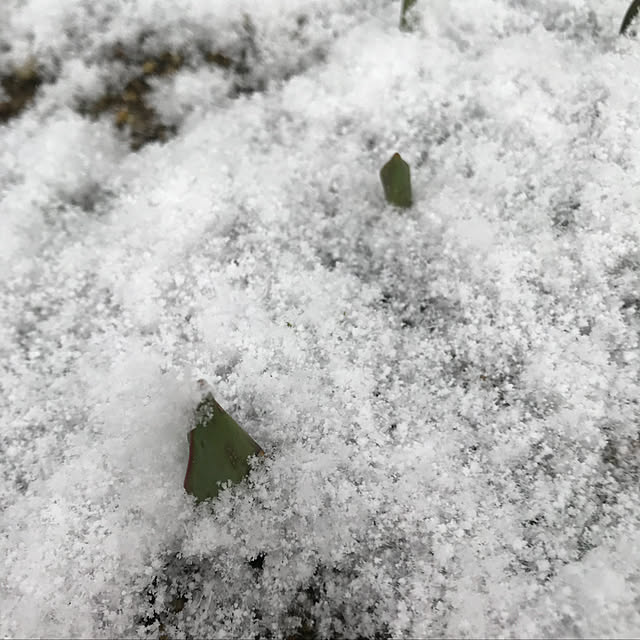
[{"x1": 2, "y1": 0, "x2": 640, "y2": 637}]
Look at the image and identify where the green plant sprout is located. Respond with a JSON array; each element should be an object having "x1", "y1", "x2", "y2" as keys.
[
  {"x1": 380, "y1": 152, "x2": 413, "y2": 208},
  {"x1": 400, "y1": 0, "x2": 417, "y2": 31},
  {"x1": 621, "y1": 0, "x2": 640, "y2": 34},
  {"x1": 183, "y1": 393, "x2": 264, "y2": 502}
]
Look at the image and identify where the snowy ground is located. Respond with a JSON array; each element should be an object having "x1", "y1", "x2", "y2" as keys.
[{"x1": 2, "y1": 0, "x2": 640, "y2": 637}]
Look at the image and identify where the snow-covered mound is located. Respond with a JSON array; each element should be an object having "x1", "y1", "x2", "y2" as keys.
[{"x1": 1, "y1": 0, "x2": 640, "y2": 637}]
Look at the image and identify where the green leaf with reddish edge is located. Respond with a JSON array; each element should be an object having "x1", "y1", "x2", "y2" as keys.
[
  {"x1": 380, "y1": 152, "x2": 412, "y2": 208},
  {"x1": 183, "y1": 393, "x2": 264, "y2": 502}
]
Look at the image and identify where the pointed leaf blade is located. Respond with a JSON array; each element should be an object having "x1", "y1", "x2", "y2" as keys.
[
  {"x1": 184, "y1": 393, "x2": 264, "y2": 502},
  {"x1": 400, "y1": 0, "x2": 417, "y2": 31},
  {"x1": 621, "y1": 0, "x2": 640, "y2": 34},
  {"x1": 380, "y1": 152, "x2": 412, "y2": 208}
]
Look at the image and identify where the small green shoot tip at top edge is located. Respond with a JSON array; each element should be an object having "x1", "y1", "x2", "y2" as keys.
[
  {"x1": 183, "y1": 393, "x2": 264, "y2": 502},
  {"x1": 400, "y1": 0, "x2": 417, "y2": 31},
  {"x1": 621, "y1": 0, "x2": 640, "y2": 34},
  {"x1": 380, "y1": 152, "x2": 412, "y2": 208}
]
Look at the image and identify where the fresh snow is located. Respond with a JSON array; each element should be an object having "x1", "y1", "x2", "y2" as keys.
[{"x1": 1, "y1": 0, "x2": 640, "y2": 637}]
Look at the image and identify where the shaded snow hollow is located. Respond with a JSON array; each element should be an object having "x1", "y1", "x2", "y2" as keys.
[{"x1": 2, "y1": 0, "x2": 640, "y2": 637}]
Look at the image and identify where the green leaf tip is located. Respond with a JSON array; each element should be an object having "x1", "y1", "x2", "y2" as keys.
[
  {"x1": 400, "y1": 0, "x2": 417, "y2": 31},
  {"x1": 621, "y1": 0, "x2": 640, "y2": 34},
  {"x1": 183, "y1": 393, "x2": 264, "y2": 502},
  {"x1": 380, "y1": 152, "x2": 412, "y2": 208}
]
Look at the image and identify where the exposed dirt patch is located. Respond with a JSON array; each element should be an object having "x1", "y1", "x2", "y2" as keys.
[
  {"x1": 79, "y1": 18, "x2": 265, "y2": 150},
  {"x1": 0, "y1": 58, "x2": 42, "y2": 123},
  {"x1": 2, "y1": 13, "x2": 328, "y2": 149},
  {"x1": 79, "y1": 52, "x2": 183, "y2": 151}
]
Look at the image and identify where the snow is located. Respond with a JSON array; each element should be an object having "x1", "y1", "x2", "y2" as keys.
[{"x1": 1, "y1": 0, "x2": 640, "y2": 637}]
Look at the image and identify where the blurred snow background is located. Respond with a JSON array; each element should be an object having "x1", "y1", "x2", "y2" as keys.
[{"x1": 2, "y1": 0, "x2": 640, "y2": 637}]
